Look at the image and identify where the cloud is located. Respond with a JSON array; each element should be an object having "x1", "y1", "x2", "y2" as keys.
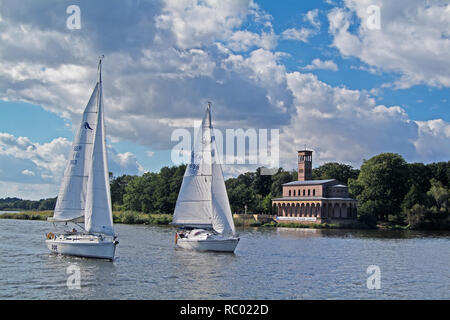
[
  {"x1": 281, "y1": 9, "x2": 321, "y2": 43},
  {"x1": 21, "y1": 169, "x2": 35, "y2": 176},
  {"x1": 0, "y1": 132, "x2": 144, "y2": 198},
  {"x1": 0, "y1": 0, "x2": 288, "y2": 151},
  {"x1": 327, "y1": 0, "x2": 450, "y2": 89},
  {"x1": 108, "y1": 146, "x2": 145, "y2": 176},
  {"x1": 281, "y1": 28, "x2": 316, "y2": 42},
  {"x1": 303, "y1": 58, "x2": 338, "y2": 71},
  {"x1": 305, "y1": 9, "x2": 321, "y2": 29},
  {"x1": 413, "y1": 119, "x2": 450, "y2": 162}
]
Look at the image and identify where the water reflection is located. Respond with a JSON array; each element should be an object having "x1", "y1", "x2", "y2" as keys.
[
  {"x1": 44, "y1": 252, "x2": 117, "y2": 299},
  {"x1": 276, "y1": 227, "x2": 323, "y2": 238},
  {"x1": 167, "y1": 247, "x2": 238, "y2": 299}
]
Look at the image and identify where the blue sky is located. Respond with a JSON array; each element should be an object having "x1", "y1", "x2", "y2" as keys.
[{"x1": 0, "y1": 0, "x2": 449, "y2": 199}]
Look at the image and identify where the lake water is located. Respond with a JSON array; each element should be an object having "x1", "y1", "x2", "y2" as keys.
[{"x1": 0, "y1": 218, "x2": 449, "y2": 299}]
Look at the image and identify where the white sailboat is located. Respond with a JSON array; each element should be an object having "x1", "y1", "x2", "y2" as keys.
[
  {"x1": 46, "y1": 56, "x2": 118, "y2": 260},
  {"x1": 172, "y1": 102, "x2": 239, "y2": 252}
]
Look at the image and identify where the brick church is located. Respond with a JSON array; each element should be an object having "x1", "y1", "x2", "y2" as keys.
[{"x1": 272, "y1": 150, "x2": 357, "y2": 224}]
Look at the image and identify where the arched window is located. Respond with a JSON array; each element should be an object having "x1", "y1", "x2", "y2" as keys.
[
  {"x1": 288, "y1": 190, "x2": 291, "y2": 196},
  {"x1": 313, "y1": 189, "x2": 316, "y2": 196},
  {"x1": 308, "y1": 189, "x2": 310, "y2": 196},
  {"x1": 303, "y1": 189, "x2": 305, "y2": 196},
  {"x1": 293, "y1": 190, "x2": 296, "y2": 196}
]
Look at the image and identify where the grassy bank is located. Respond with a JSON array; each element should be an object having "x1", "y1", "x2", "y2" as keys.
[
  {"x1": 0, "y1": 210, "x2": 172, "y2": 225},
  {"x1": 112, "y1": 211, "x2": 172, "y2": 225},
  {"x1": 0, "y1": 210, "x2": 384, "y2": 230},
  {"x1": 0, "y1": 210, "x2": 53, "y2": 220}
]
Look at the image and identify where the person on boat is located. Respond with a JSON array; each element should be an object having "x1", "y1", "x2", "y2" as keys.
[{"x1": 72, "y1": 228, "x2": 77, "y2": 233}]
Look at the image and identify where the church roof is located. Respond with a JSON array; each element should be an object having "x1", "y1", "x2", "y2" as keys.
[{"x1": 282, "y1": 179, "x2": 336, "y2": 186}]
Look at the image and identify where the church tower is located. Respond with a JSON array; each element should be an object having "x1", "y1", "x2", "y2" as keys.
[{"x1": 298, "y1": 149, "x2": 312, "y2": 181}]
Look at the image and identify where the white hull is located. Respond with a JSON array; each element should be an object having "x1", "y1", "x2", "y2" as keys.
[
  {"x1": 176, "y1": 237, "x2": 239, "y2": 252},
  {"x1": 176, "y1": 230, "x2": 239, "y2": 252},
  {"x1": 46, "y1": 234, "x2": 117, "y2": 260}
]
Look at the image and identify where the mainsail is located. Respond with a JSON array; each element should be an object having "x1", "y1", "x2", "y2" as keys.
[
  {"x1": 50, "y1": 82, "x2": 99, "y2": 222},
  {"x1": 173, "y1": 103, "x2": 235, "y2": 235},
  {"x1": 84, "y1": 61, "x2": 114, "y2": 236}
]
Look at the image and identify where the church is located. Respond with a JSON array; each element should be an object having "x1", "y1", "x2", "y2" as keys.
[{"x1": 272, "y1": 150, "x2": 357, "y2": 224}]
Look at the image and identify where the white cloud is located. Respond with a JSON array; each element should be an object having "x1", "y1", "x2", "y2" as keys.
[
  {"x1": 281, "y1": 28, "x2": 316, "y2": 42},
  {"x1": 21, "y1": 169, "x2": 35, "y2": 176},
  {"x1": 108, "y1": 146, "x2": 146, "y2": 176},
  {"x1": 305, "y1": 9, "x2": 321, "y2": 29},
  {"x1": 277, "y1": 69, "x2": 450, "y2": 169},
  {"x1": 303, "y1": 58, "x2": 338, "y2": 71},
  {"x1": 327, "y1": 0, "x2": 450, "y2": 89},
  {"x1": 413, "y1": 119, "x2": 450, "y2": 162},
  {"x1": 154, "y1": 0, "x2": 254, "y2": 49},
  {"x1": 281, "y1": 9, "x2": 321, "y2": 43},
  {"x1": 0, "y1": 132, "x2": 144, "y2": 198}
]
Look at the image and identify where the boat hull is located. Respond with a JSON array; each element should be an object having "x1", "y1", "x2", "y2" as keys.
[
  {"x1": 176, "y1": 237, "x2": 239, "y2": 252},
  {"x1": 46, "y1": 236, "x2": 117, "y2": 260}
]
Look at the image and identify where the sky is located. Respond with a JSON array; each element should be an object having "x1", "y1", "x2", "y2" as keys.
[{"x1": 0, "y1": 0, "x2": 449, "y2": 200}]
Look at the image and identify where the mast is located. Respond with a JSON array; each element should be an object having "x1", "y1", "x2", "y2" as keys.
[
  {"x1": 84, "y1": 55, "x2": 114, "y2": 236},
  {"x1": 208, "y1": 102, "x2": 235, "y2": 235}
]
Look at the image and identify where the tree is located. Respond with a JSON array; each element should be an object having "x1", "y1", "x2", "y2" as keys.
[
  {"x1": 349, "y1": 153, "x2": 408, "y2": 222},
  {"x1": 313, "y1": 162, "x2": 359, "y2": 184},
  {"x1": 252, "y1": 167, "x2": 272, "y2": 196},
  {"x1": 427, "y1": 162, "x2": 449, "y2": 186},
  {"x1": 427, "y1": 179, "x2": 450, "y2": 211},
  {"x1": 270, "y1": 169, "x2": 294, "y2": 197},
  {"x1": 110, "y1": 175, "x2": 135, "y2": 207},
  {"x1": 261, "y1": 193, "x2": 273, "y2": 214}
]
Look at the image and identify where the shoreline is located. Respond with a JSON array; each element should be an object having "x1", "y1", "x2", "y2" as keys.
[{"x1": 0, "y1": 210, "x2": 425, "y2": 230}]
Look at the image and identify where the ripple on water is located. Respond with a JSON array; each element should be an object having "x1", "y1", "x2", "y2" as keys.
[{"x1": 0, "y1": 219, "x2": 449, "y2": 299}]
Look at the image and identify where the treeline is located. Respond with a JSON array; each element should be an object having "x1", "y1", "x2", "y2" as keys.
[
  {"x1": 4, "y1": 152, "x2": 450, "y2": 230},
  {"x1": 0, "y1": 197, "x2": 56, "y2": 211},
  {"x1": 348, "y1": 153, "x2": 450, "y2": 229},
  {"x1": 109, "y1": 162, "x2": 360, "y2": 215}
]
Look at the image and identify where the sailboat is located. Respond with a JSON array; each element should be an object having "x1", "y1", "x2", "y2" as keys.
[
  {"x1": 46, "y1": 56, "x2": 118, "y2": 260},
  {"x1": 172, "y1": 102, "x2": 240, "y2": 252}
]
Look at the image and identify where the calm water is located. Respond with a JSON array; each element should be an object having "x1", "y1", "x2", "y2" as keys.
[{"x1": 0, "y1": 218, "x2": 449, "y2": 299}]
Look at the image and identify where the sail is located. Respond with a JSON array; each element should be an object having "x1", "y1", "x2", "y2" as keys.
[
  {"x1": 50, "y1": 83, "x2": 99, "y2": 222},
  {"x1": 84, "y1": 75, "x2": 114, "y2": 236},
  {"x1": 173, "y1": 103, "x2": 235, "y2": 235},
  {"x1": 211, "y1": 160, "x2": 236, "y2": 235},
  {"x1": 172, "y1": 106, "x2": 213, "y2": 227}
]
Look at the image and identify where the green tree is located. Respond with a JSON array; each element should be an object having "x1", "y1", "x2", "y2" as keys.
[
  {"x1": 427, "y1": 178, "x2": 450, "y2": 211},
  {"x1": 349, "y1": 153, "x2": 408, "y2": 222},
  {"x1": 261, "y1": 193, "x2": 273, "y2": 214},
  {"x1": 427, "y1": 162, "x2": 449, "y2": 186},
  {"x1": 110, "y1": 174, "x2": 135, "y2": 207},
  {"x1": 313, "y1": 162, "x2": 359, "y2": 184},
  {"x1": 252, "y1": 167, "x2": 272, "y2": 197},
  {"x1": 270, "y1": 169, "x2": 294, "y2": 197}
]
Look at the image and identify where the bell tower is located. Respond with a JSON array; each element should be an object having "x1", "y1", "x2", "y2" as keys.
[{"x1": 298, "y1": 149, "x2": 313, "y2": 181}]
